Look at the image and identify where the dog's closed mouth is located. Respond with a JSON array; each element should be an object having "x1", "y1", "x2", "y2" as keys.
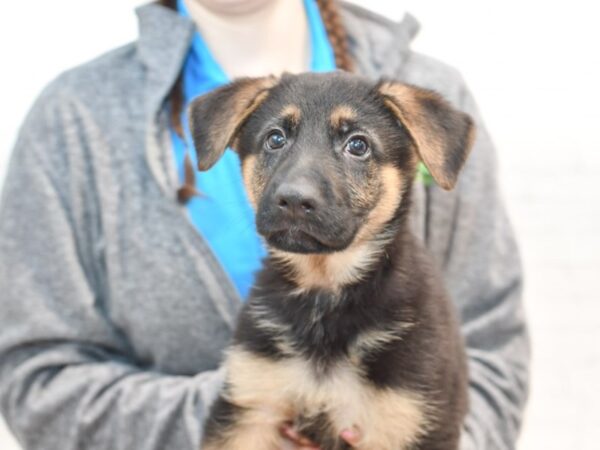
[{"x1": 265, "y1": 227, "x2": 341, "y2": 254}]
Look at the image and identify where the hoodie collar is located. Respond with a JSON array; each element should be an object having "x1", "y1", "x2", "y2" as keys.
[
  {"x1": 340, "y1": 1, "x2": 419, "y2": 78},
  {"x1": 136, "y1": 3, "x2": 194, "y2": 84},
  {"x1": 135, "y1": 1, "x2": 419, "y2": 99}
]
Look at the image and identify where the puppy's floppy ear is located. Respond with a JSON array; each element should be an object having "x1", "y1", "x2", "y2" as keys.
[
  {"x1": 378, "y1": 81, "x2": 475, "y2": 190},
  {"x1": 187, "y1": 76, "x2": 277, "y2": 171}
]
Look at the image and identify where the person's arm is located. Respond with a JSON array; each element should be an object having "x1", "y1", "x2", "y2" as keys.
[
  {"x1": 427, "y1": 81, "x2": 530, "y2": 450},
  {"x1": 0, "y1": 89, "x2": 224, "y2": 450}
]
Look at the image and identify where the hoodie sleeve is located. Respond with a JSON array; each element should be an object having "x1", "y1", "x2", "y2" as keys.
[
  {"x1": 0, "y1": 87, "x2": 224, "y2": 450},
  {"x1": 424, "y1": 80, "x2": 531, "y2": 450}
]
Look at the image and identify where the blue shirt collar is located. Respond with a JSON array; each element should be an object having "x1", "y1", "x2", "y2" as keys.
[{"x1": 176, "y1": 0, "x2": 337, "y2": 102}]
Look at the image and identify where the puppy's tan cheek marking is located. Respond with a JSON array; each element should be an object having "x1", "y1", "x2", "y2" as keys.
[
  {"x1": 330, "y1": 105, "x2": 357, "y2": 129},
  {"x1": 242, "y1": 155, "x2": 268, "y2": 209},
  {"x1": 241, "y1": 155, "x2": 258, "y2": 208},
  {"x1": 222, "y1": 347, "x2": 430, "y2": 450},
  {"x1": 347, "y1": 163, "x2": 380, "y2": 210},
  {"x1": 354, "y1": 164, "x2": 403, "y2": 244}
]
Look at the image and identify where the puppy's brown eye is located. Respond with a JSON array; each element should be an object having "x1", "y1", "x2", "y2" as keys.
[
  {"x1": 345, "y1": 137, "x2": 369, "y2": 158},
  {"x1": 266, "y1": 130, "x2": 286, "y2": 150}
]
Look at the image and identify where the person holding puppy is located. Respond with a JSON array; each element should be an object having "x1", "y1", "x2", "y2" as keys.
[{"x1": 0, "y1": 0, "x2": 529, "y2": 449}]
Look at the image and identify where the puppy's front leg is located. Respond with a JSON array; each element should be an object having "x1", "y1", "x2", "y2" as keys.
[{"x1": 202, "y1": 393, "x2": 286, "y2": 450}]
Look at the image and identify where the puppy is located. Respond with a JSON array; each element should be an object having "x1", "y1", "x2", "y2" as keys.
[{"x1": 188, "y1": 71, "x2": 475, "y2": 450}]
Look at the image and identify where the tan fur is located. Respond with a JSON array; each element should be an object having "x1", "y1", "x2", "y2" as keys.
[
  {"x1": 349, "y1": 322, "x2": 415, "y2": 364},
  {"x1": 345, "y1": 162, "x2": 381, "y2": 210},
  {"x1": 352, "y1": 165, "x2": 405, "y2": 246},
  {"x1": 272, "y1": 165, "x2": 403, "y2": 294},
  {"x1": 378, "y1": 82, "x2": 454, "y2": 189},
  {"x1": 281, "y1": 104, "x2": 302, "y2": 126},
  {"x1": 329, "y1": 105, "x2": 357, "y2": 129},
  {"x1": 202, "y1": 402, "x2": 286, "y2": 450},
  {"x1": 464, "y1": 121, "x2": 477, "y2": 158},
  {"x1": 241, "y1": 155, "x2": 258, "y2": 208},
  {"x1": 242, "y1": 154, "x2": 270, "y2": 210},
  {"x1": 272, "y1": 243, "x2": 384, "y2": 296},
  {"x1": 248, "y1": 304, "x2": 297, "y2": 356},
  {"x1": 249, "y1": 300, "x2": 414, "y2": 363},
  {"x1": 212, "y1": 347, "x2": 430, "y2": 450},
  {"x1": 200, "y1": 77, "x2": 276, "y2": 170}
]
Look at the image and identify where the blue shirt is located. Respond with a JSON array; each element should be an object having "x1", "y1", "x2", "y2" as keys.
[{"x1": 172, "y1": 0, "x2": 336, "y2": 299}]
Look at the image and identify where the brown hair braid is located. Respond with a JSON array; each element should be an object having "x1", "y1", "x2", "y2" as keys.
[
  {"x1": 158, "y1": 0, "x2": 176, "y2": 8},
  {"x1": 315, "y1": 0, "x2": 353, "y2": 72},
  {"x1": 158, "y1": 0, "x2": 353, "y2": 202}
]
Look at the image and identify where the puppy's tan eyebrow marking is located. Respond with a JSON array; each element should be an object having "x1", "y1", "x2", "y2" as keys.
[
  {"x1": 330, "y1": 105, "x2": 357, "y2": 129},
  {"x1": 281, "y1": 104, "x2": 301, "y2": 127}
]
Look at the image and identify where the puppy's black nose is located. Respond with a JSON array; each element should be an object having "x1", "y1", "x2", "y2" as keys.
[{"x1": 274, "y1": 182, "x2": 321, "y2": 216}]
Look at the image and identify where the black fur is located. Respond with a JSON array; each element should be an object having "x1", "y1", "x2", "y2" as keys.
[{"x1": 189, "y1": 72, "x2": 473, "y2": 450}]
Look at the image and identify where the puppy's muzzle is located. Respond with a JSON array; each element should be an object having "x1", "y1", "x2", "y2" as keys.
[
  {"x1": 256, "y1": 174, "x2": 358, "y2": 254},
  {"x1": 258, "y1": 178, "x2": 332, "y2": 253}
]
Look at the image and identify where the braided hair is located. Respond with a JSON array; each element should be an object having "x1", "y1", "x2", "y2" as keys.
[{"x1": 157, "y1": 0, "x2": 353, "y2": 202}]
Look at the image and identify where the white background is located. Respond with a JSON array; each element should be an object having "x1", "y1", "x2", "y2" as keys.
[{"x1": 1, "y1": 1, "x2": 599, "y2": 449}]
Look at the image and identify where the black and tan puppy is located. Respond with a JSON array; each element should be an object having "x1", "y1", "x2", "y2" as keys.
[{"x1": 188, "y1": 71, "x2": 475, "y2": 450}]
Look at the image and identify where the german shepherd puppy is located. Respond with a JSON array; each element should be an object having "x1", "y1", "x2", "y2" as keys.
[{"x1": 188, "y1": 71, "x2": 475, "y2": 450}]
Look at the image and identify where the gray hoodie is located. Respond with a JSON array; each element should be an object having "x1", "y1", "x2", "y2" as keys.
[{"x1": 0, "y1": 2, "x2": 529, "y2": 449}]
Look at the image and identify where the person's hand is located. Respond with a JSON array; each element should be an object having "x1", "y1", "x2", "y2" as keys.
[{"x1": 280, "y1": 422, "x2": 361, "y2": 449}]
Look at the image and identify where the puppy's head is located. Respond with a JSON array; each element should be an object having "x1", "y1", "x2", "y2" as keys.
[{"x1": 188, "y1": 72, "x2": 474, "y2": 255}]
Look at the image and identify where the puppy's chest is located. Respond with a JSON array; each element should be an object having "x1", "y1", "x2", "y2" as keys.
[
  {"x1": 244, "y1": 292, "x2": 408, "y2": 366},
  {"x1": 226, "y1": 297, "x2": 428, "y2": 449},
  {"x1": 225, "y1": 346, "x2": 429, "y2": 449}
]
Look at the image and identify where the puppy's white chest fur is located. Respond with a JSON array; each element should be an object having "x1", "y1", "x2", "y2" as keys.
[{"x1": 224, "y1": 347, "x2": 429, "y2": 450}]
